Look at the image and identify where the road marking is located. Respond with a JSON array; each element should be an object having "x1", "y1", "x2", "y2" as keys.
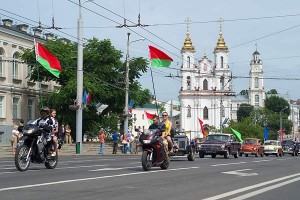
[
  {"x1": 277, "y1": 158, "x2": 293, "y2": 161},
  {"x1": 229, "y1": 176, "x2": 300, "y2": 200},
  {"x1": 222, "y1": 169, "x2": 258, "y2": 177},
  {"x1": 129, "y1": 162, "x2": 141, "y2": 165},
  {"x1": 253, "y1": 159, "x2": 271, "y2": 163},
  {"x1": 0, "y1": 172, "x2": 17, "y2": 175},
  {"x1": 89, "y1": 166, "x2": 139, "y2": 171},
  {"x1": 0, "y1": 166, "x2": 199, "y2": 192},
  {"x1": 56, "y1": 164, "x2": 106, "y2": 170},
  {"x1": 202, "y1": 172, "x2": 300, "y2": 200},
  {"x1": 211, "y1": 162, "x2": 246, "y2": 167},
  {"x1": 60, "y1": 159, "x2": 114, "y2": 163}
]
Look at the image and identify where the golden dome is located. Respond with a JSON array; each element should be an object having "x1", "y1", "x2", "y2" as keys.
[
  {"x1": 182, "y1": 31, "x2": 195, "y2": 51},
  {"x1": 214, "y1": 31, "x2": 228, "y2": 51}
]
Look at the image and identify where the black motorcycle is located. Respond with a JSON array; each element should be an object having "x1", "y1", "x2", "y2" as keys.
[
  {"x1": 139, "y1": 129, "x2": 170, "y2": 171},
  {"x1": 14, "y1": 120, "x2": 58, "y2": 171}
]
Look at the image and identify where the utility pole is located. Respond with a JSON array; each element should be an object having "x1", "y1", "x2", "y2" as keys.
[{"x1": 124, "y1": 32, "x2": 130, "y2": 137}]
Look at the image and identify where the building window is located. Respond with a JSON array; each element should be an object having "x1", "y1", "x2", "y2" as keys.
[
  {"x1": 187, "y1": 76, "x2": 191, "y2": 90},
  {"x1": 13, "y1": 97, "x2": 20, "y2": 119},
  {"x1": 237, "y1": 104, "x2": 240, "y2": 109},
  {"x1": 203, "y1": 106, "x2": 208, "y2": 119},
  {"x1": 255, "y1": 95, "x2": 259, "y2": 106},
  {"x1": 203, "y1": 79, "x2": 208, "y2": 90},
  {"x1": 221, "y1": 56, "x2": 224, "y2": 68},
  {"x1": 27, "y1": 65, "x2": 32, "y2": 80},
  {"x1": 134, "y1": 114, "x2": 136, "y2": 119},
  {"x1": 254, "y1": 77, "x2": 259, "y2": 88},
  {"x1": 0, "y1": 48, "x2": 4, "y2": 76},
  {"x1": 142, "y1": 114, "x2": 144, "y2": 120},
  {"x1": 12, "y1": 52, "x2": 20, "y2": 79},
  {"x1": 220, "y1": 76, "x2": 224, "y2": 88},
  {"x1": 230, "y1": 104, "x2": 232, "y2": 111},
  {"x1": 187, "y1": 105, "x2": 191, "y2": 117},
  {"x1": 27, "y1": 99, "x2": 35, "y2": 120},
  {"x1": 187, "y1": 56, "x2": 190, "y2": 68},
  {"x1": 0, "y1": 96, "x2": 4, "y2": 118}
]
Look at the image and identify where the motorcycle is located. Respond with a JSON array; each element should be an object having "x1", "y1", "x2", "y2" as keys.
[
  {"x1": 139, "y1": 129, "x2": 170, "y2": 171},
  {"x1": 14, "y1": 120, "x2": 58, "y2": 171}
]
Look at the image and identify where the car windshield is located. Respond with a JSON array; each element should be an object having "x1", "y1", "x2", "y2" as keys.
[
  {"x1": 282, "y1": 140, "x2": 294, "y2": 145},
  {"x1": 243, "y1": 139, "x2": 257, "y2": 145},
  {"x1": 264, "y1": 141, "x2": 277, "y2": 146},
  {"x1": 205, "y1": 135, "x2": 230, "y2": 142}
]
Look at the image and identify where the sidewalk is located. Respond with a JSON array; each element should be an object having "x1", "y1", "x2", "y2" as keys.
[{"x1": 0, "y1": 142, "x2": 141, "y2": 158}]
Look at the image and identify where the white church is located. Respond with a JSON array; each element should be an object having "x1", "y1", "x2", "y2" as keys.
[{"x1": 179, "y1": 27, "x2": 265, "y2": 138}]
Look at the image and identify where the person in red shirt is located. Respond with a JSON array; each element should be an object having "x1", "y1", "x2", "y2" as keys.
[{"x1": 98, "y1": 128, "x2": 106, "y2": 155}]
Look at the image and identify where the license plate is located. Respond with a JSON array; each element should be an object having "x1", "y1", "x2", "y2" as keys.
[{"x1": 143, "y1": 140, "x2": 151, "y2": 144}]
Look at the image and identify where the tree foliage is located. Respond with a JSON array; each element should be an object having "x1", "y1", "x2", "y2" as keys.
[
  {"x1": 237, "y1": 103, "x2": 254, "y2": 122},
  {"x1": 21, "y1": 38, "x2": 151, "y2": 139},
  {"x1": 265, "y1": 95, "x2": 290, "y2": 115}
]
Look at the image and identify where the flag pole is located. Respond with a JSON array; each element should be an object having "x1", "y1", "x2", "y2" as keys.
[
  {"x1": 149, "y1": 66, "x2": 159, "y2": 117},
  {"x1": 34, "y1": 39, "x2": 43, "y2": 106}
]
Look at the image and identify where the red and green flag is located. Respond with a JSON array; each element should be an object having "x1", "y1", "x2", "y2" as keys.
[
  {"x1": 148, "y1": 45, "x2": 173, "y2": 67},
  {"x1": 34, "y1": 41, "x2": 62, "y2": 78},
  {"x1": 144, "y1": 111, "x2": 156, "y2": 125}
]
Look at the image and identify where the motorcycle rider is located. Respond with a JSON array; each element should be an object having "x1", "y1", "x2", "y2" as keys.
[
  {"x1": 32, "y1": 107, "x2": 55, "y2": 155},
  {"x1": 162, "y1": 112, "x2": 174, "y2": 155},
  {"x1": 149, "y1": 115, "x2": 168, "y2": 152}
]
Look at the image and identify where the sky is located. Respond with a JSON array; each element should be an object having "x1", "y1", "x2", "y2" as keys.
[{"x1": 2, "y1": 0, "x2": 300, "y2": 103}]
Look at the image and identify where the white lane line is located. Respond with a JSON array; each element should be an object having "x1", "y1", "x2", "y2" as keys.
[
  {"x1": 129, "y1": 162, "x2": 141, "y2": 164},
  {"x1": 202, "y1": 172, "x2": 300, "y2": 200},
  {"x1": 0, "y1": 166, "x2": 199, "y2": 192},
  {"x1": 277, "y1": 158, "x2": 293, "y2": 161},
  {"x1": 211, "y1": 162, "x2": 246, "y2": 167},
  {"x1": 253, "y1": 159, "x2": 271, "y2": 163},
  {"x1": 222, "y1": 169, "x2": 258, "y2": 177},
  {"x1": 60, "y1": 159, "x2": 114, "y2": 163},
  {"x1": 89, "y1": 166, "x2": 139, "y2": 171},
  {"x1": 0, "y1": 172, "x2": 17, "y2": 175},
  {"x1": 229, "y1": 176, "x2": 300, "y2": 200},
  {"x1": 56, "y1": 164, "x2": 106, "y2": 170}
]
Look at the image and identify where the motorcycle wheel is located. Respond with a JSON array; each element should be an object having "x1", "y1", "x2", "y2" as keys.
[
  {"x1": 15, "y1": 145, "x2": 31, "y2": 172},
  {"x1": 141, "y1": 151, "x2": 152, "y2": 171},
  {"x1": 160, "y1": 159, "x2": 170, "y2": 170},
  {"x1": 187, "y1": 149, "x2": 196, "y2": 161},
  {"x1": 45, "y1": 152, "x2": 58, "y2": 169}
]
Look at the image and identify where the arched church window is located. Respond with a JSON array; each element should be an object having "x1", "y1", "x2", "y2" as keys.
[
  {"x1": 203, "y1": 106, "x2": 208, "y2": 119},
  {"x1": 254, "y1": 77, "x2": 259, "y2": 88},
  {"x1": 220, "y1": 76, "x2": 224, "y2": 89},
  {"x1": 187, "y1": 76, "x2": 191, "y2": 90},
  {"x1": 255, "y1": 95, "x2": 259, "y2": 106},
  {"x1": 203, "y1": 79, "x2": 208, "y2": 90},
  {"x1": 12, "y1": 52, "x2": 20, "y2": 79},
  {"x1": 187, "y1": 56, "x2": 190, "y2": 68},
  {"x1": 221, "y1": 56, "x2": 224, "y2": 68},
  {"x1": 187, "y1": 105, "x2": 191, "y2": 117}
]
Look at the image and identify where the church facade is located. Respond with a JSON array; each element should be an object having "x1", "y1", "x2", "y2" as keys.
[{"x1": 179, "y1": 29, "x2": 265, "y2": 138}]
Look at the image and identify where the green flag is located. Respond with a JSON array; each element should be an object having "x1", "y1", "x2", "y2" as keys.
[{"x1": 230, "y1": 128, "x2": 243, "y2": 142}]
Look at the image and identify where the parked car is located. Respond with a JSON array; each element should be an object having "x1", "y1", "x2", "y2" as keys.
[
  {"x1": 263, "y1": 140, "x2": 283, "y2": 157},
  {"x1": 240, "y1": 138, "x2": 264, "y2": 157},
  {"x1": 198, "y1": 133, "x2": 241, "y2": 159},
  {"x1": 281, "y1": 140, "x2": 299, "y2": 156}
]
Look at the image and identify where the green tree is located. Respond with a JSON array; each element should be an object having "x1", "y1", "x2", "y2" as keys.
[
  {"x1": 239, "y1": 89, "x2": 248, "y2": 96},
  {"x1": 21, "y1": 38, "x2": 151, "y2": 139},
  {"x1": 237, "y1": 103, "x2": 254, "y2": 122},
  {"x1": 266, "y1": 89, "x2": 278, "y2": 94},
  {"x1": 265, "y1": 95, "x2": 290, "y2": 115}
]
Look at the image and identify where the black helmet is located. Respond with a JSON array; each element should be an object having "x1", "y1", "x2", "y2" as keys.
[
  {"x1": 40, "y1": 106, "x2": 50, "y2": 119},
  {"x1": 40, "y1": 106, "x2": 50, "y2": 114}
]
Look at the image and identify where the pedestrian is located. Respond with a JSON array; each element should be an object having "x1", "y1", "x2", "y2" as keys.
[
  {"x1": 122, "y1": 135, "x2": 128, "y2": 154},
  {"x1": 58, "y1": 124, "x2": 65, "y2": 141},
  {"x1": 10, "y1": 125, "x2": 19, "y2": 155},
  {"x1": 98, "y1": 128, "x2": 106, "y2": 155},
  {"x1": 131, "y1": 136, "x2": 139, "y2": 154},
  {"x1": 65, "y1": 125, "x2": 72, "y2": 144},
  {"x1": 112, "y1": 131, "x2": 119, "y2": 154}
]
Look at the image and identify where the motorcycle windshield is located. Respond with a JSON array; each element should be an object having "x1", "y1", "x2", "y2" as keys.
[
  {"x1": 145, "y1": 129, "x2": 158, "y2": 135},
  {"x1": 23, "y1": 120, "x2": 40, "y2": 135}
]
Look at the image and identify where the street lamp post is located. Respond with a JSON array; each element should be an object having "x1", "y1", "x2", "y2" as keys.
[
  {"x1": 123, "y1": 33, "x2": 145, "y2": 136},
  {"x1": 280, "y1": 106, "x2": 288, "y2": 142},
  {"x1": 76, "y1": 0, "x2": 93, "y2": 154}
]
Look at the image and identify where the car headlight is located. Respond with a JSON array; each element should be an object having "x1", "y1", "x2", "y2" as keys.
[
  {"x1": 198, "y1": 144, "x2": 202, "y2": 148},
  {"x1": 221, "y1": 144, "x2": 225, "y2": 149},
  {"x1": 274, "y1": 147, "x2": 277, "y2": 150}
]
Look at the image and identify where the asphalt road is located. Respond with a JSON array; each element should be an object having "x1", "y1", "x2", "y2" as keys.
[{"x1": 0, "y1": 154, "x2": 299, "y2": 200}]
